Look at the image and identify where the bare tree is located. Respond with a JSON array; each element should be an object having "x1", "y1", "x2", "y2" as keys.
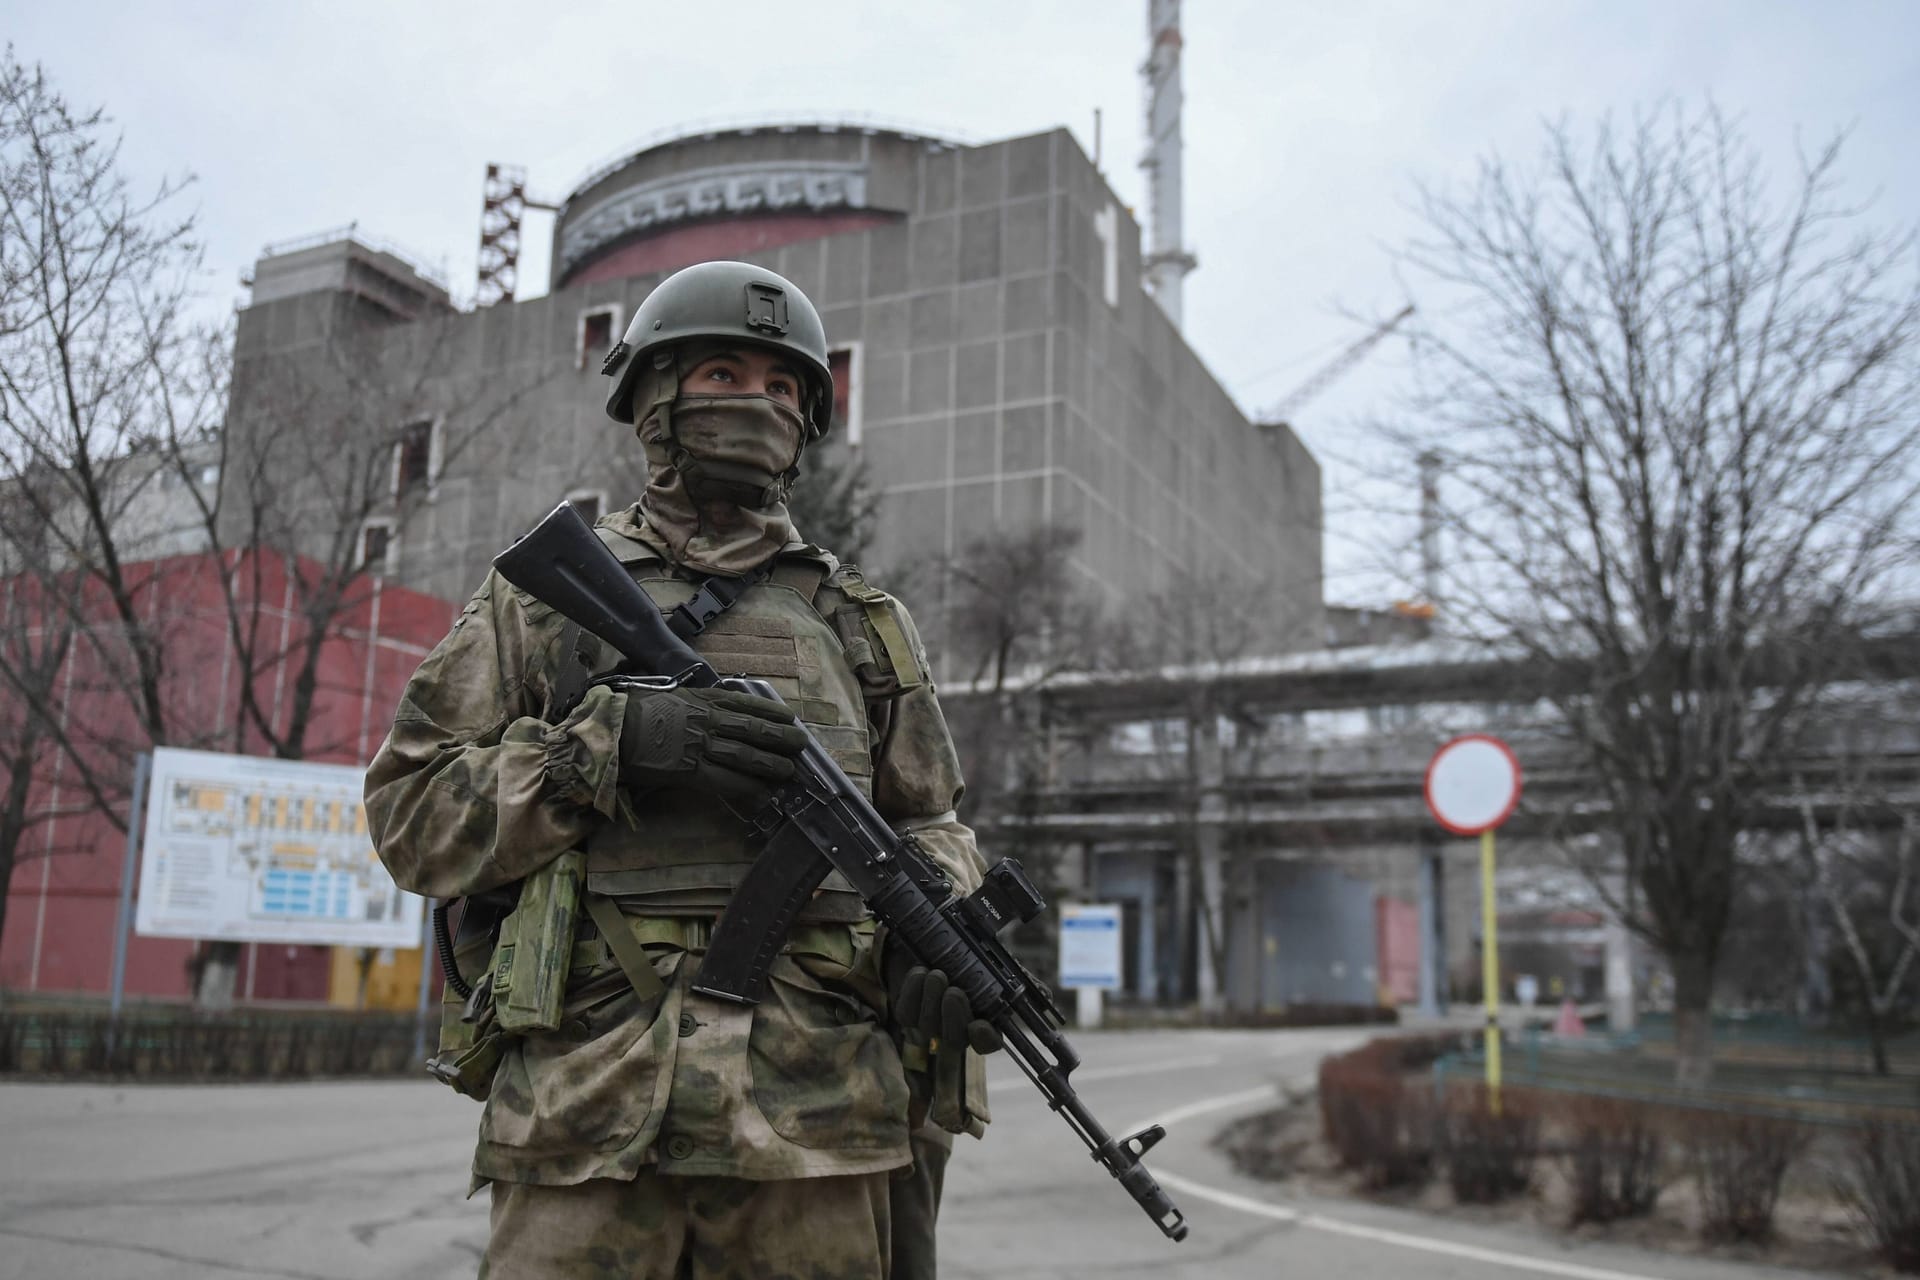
[
  {"x1": 0, "y1": 50, "x2": 550, "y2": 1000},
  {"x1": 163, "y1": 295, "x2": 556, "y2": 1005},
  {"x1": 176, "y1": 292, "x2": 550, "y2": 765},
  {"x1": 787, "y1": 441, "x2": 882, "y2": 566},
  {"x1": 0, "y1": 532, "x2": 74, "y2": 958},
  {"x1": 1791, "y1": 686, "x2": 1920, "y2": 1074},
  {"x1": 935, "y1": 523, "x2": 1103, "y2": 874},
  {"x1": 946, "y1": 521, "x2": 1102, "y2": 692},
  {"x1": 907, "y1": 522, "x2": 1107, "y2": 987},
  {"x1": 1099, "y1": 569, "x2": 1283, "y2": 1011},
  {"x1": 1391, "y1": 106, "x2": 1920, "y2": 1082},
  {"x1": 0, "y1": 49, "x2": 225, "y2": 963}
]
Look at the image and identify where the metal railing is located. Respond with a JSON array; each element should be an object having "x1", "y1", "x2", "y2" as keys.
[
  {"x1": 0, "y1": 1004, "x2": 426, "y2": 1081},
  {"x1": 1434, "y1": 1027, "x2": 1920, "y2": 1125},
  {"x1": 256, "y1": 223, "x2": 451, "y2": 292},
  {"x1": 562, "y1": 112, "x2": 973, "y2": 203}
]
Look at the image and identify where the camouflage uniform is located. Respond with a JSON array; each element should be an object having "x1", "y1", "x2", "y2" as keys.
[
  {"x1": 481, "y1": 1173, "x2": 889, "y2": 1280},
  {"x1": 365, "y1": 504, "x2": 985, "y2": 1277},
  {"x1": 888, "y1": 1130, "x2": 951, "y2": 1280}
]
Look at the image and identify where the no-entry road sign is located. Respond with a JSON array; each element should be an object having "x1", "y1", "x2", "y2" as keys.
[{"x1": 1423, "y1": 734, "x2": 1523, "y2": 836}]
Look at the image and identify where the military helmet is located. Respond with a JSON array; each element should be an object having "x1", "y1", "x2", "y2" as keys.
[{"x1": 602, "y1": 260, "x2": 834, "y2": 439}]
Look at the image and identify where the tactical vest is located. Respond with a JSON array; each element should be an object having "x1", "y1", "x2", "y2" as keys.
[{"x1": 578, "y1": 527, "x2": 922, "y2": 924}]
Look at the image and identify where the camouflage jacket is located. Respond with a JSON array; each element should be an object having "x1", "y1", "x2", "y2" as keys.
[{"x1": 364, "y1": 507, "x2": 986, "y2": 1187}]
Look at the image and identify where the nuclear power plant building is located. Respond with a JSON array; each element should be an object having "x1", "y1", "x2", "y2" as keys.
[{"x1": 233, "y1": 125, "x2": 1323, "y2": 656}]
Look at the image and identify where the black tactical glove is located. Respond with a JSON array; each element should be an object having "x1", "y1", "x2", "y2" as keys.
[
  {"x1": 618, "y1": 684, "x2": 809, "y2": 806},
  {"x1": 885, "y1": 945, "x2": 1003, "y2": 1133}
]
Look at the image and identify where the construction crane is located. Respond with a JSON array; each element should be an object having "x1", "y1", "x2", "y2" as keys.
[{"x1": 1256, "y1": 304, "x2": 1414, "y2": 430}]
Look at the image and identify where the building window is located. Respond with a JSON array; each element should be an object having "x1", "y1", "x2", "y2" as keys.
[
  {"x1": 827, "y1": 343, "x2": 862, "y2": 446},
  {"x1": 393, "y1": 420, "x2": 436, "y2": 496},
  {"x1": 566, "y1": 489, "x2": 606, "y2": 525},
  {"x1": 359, "y1": 519, "x2": 397, "y2": 573},
  {"x1": 578, "y1": 305, "x2": 621, "y2": 370}
]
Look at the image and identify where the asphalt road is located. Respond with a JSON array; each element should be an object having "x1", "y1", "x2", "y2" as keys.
[{"x1": 0, "y1": 1027, "x2": 1842, "y2": 1280}]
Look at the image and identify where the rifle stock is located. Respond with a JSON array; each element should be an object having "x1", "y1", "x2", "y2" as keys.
[
  {"x1": 494, "y1": 502, "x2": 1189, "y2": 1243},
  {"x1": 492, "y1": 506, "x2": 715, "y2": 687}
]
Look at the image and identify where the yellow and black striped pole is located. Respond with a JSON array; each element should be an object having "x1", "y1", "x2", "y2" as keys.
[{"x1": 1480, "y1": 828, "x2": 1502, "y2": 1110}]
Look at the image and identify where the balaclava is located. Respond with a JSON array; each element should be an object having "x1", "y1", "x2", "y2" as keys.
[{"x1": 628, "y1": 340, "x2": 809, "y2": 576}]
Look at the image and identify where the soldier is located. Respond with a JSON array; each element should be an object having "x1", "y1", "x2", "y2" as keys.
[{"x1": 365, "y1": 259, "x2": 990, "y2": 1279}]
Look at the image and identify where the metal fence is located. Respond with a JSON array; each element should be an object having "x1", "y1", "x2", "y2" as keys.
[
  {"x1": 0, "y1": 1004, "x2": 427, "y2": 1081},
  {"x1": 1435, "y1": 1023, "x2": 1920, "y2": 1125}
]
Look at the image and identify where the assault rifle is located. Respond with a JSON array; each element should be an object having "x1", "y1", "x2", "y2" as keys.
[{"x1": 494, "y1": 502, "x2": 1189, "y2": 1243}]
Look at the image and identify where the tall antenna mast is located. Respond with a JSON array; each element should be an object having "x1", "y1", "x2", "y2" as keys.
[
  {"x1": 476, "y1": 164, "x2": 528, "y2": 308},
  {"x1": 476, "y1": 164, "x2": 559, "y2": 308},
  {"x1": 1140, "y1": 0, "x2": 1197, "y2": 326}
]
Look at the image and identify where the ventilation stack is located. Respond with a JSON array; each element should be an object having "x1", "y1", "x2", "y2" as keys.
[{"x1": 1140, "y1": 0, "x2": 1197, "y2": 326}]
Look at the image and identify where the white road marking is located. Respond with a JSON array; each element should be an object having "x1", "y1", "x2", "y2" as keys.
[
  {"x1": 1139, "y1": 1091, "x2": 1675, "y2": 1280},
  {"x1": 1070, "y1": 1054, "x2": 1225, "y2": 1085},
  {"x1": 989, "y1": 1054, "x2": 1227, "y2": 1091},
  {"x1": 1148, "y1": 1085, "x2": 1278, "y2": 1127}
]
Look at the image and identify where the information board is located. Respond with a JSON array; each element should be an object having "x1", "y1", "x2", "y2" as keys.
[
  {"x1": 134, "y1": 747, "x2": 423, "y2": 948},
  {"x1": 1058, "y1": 903, "x2": 1123, "y2": 991}
]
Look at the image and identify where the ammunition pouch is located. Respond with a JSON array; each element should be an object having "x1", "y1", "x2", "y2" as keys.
[
  {"x1": 426, "y1": 887, "x2": 515, "y2": 1100},
  {"x1": 426, "y1": 851, "x2": 588, "y2": 1098},
  {"x1": 491, "y1": 850, "x2": 588, "y2": 1034},
  {"x1": 827, "y1": 567, "x2": 926, "y2": 704},
  {"x1": 428, "y1": 998, "x2": 507, "y2": 1101}
]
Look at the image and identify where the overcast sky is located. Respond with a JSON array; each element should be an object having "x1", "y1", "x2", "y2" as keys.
[{"x1": 13, "y1": 1, "x2": 1918, "y2": 599}]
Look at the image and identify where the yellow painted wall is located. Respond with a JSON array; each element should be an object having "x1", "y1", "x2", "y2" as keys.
[{"x1": 326, "y1": 944, "x2": 431, "y2": 1010}]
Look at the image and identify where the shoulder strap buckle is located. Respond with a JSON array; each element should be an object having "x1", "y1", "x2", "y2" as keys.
[{"x1": 668, "y1": 562, "x2": 773, "y2": 640}]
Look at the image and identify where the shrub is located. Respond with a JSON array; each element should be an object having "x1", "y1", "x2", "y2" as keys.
[
  {"x1": 1322, "y1": 1066, "x2": 1435, "y2": 1188},
  {"x1": 1683, "y1": 1110, "x2": 1809, "y2": 1243},
  {"x1": 1838, "y1": 1116, "x2": 1920, "y2": 1273},
  {"x1": 1562, "y1": 1095, "x2": 1666, "y2": 1225},
  {"x1": 1442, "y1": 1084, "x2": 1541, "y2": 1203},
  {"x1": 1317, "y1": 1034, "x2": 1459, "y2": 1191}
]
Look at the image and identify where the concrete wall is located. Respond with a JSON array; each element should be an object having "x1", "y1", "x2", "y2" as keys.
[{"x1": 1254, "y1": 863, "x2": 1378, "y2": 1008}]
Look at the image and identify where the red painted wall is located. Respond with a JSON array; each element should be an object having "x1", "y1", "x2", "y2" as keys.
[
  {"x1": 563, "y1": 210, "x2": 898, "y2": 289},
  {"x1": 0, "y1": 550, "x2": 454, "y2": 1002},
  {"x1": 1375, "y1": 895, "x2": 1420, "y2": 1006}
]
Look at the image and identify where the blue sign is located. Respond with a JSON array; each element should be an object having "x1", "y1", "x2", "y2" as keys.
[{"x1": 1059, "y1": 904, "x2": 1123, "y2": 990}]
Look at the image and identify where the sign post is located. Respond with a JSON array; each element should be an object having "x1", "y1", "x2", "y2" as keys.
[
  {"x1": 1424, "y1": 735, "x2": 1523, "y2": 1107},
  {"x1": 107, "y1": 752, "x2": 153, "y2": 1058},
  {"x1": 1058, "y1": 904, "x2": 1123, "y2": 1029},
  {"x1": 413, "y1": 904, "x2": 437, "y2": 1065}
]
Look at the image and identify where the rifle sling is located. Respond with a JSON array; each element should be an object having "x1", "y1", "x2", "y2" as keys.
[{"x1": 583, "y1": 894, "x2": 666, "y2": 1001}]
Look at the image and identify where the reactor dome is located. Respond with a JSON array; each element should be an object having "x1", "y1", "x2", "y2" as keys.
[{"x1": 551, "y1": 122, "x2": 959, "y2": 291}]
